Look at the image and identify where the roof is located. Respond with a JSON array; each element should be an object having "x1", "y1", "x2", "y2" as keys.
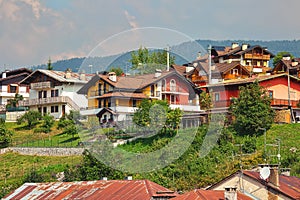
[
  {"x1": 212, "y1": 45, "x2": 274, "y2": 58},
  {"x1": 4, "y1": 180, "x2": 177, "y2": 200},
  {"x1": 0, "y1": 68, "x2": 32, "y2": 78},
  {"x1": 20, "y1": 69, "x2": 93, "y2": 84},
  {"x1": 78, "y1": 69, "x2": 196, "y2": 95},
  {"x1": 172, "y1": 64, "x2": 187, "y2": 75},
  {"x1": 200, "y1": 73, "x2": 300, "y2": 88},
  {"x1": 214, "y1": 61, "x2": 250, "y2": 75},
  {"x1": 208, "y1": 170, "x2": 300, "y2": 200},
  {"x1": 97, "y1": 92, "x2": 147, "y2": 99},
  {"x1": 0, "y1": 72, "x2": 31, "y2": 85},
  {"x1": 243, "y1": 171, "x2": 300, "y2": 200},
  {"x1": 172, "y1": 189, "x2": 252, "y2": 200}
]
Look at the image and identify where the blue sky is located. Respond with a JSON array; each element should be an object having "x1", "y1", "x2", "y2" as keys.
[{"x1": 1, "y1": 0, "x2": 300, "y2": 68}]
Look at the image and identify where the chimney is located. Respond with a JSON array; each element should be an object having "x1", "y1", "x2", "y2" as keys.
[
  {"x1": 155, "y1": 69, "x2": 162, "y2": 78},
  {"x1": 280, "y1": 168, "x2": 290, "y2": 176},
  {"x1": 269, "y1": 165, "x2": 280, "y2": 188},
  {"x1": 292, "y1": 59, "x2": 299, "y2": 67},
  {"x1": 102, "y1": 177, "x2": 108, "y2": 181},
  {"x1": 197, "y1": 51, "x2": 202, "y2": 59},
  {"x1": 108, "y1": 72, "x2": 117, "y2": 82},
  {"x1": 242, "y1": 43, "x2": 248, "y2": 51},
  {"x1": 282, "y1": 54, "x2": 291, "y2": 61},
  {"x1": 231, "y1": 42, "x2": 239, "y2": 49},
  {"x1": 224, "y1": 187, "x2": 237, "y2": 200},
  {"x1": 125, "y1": 176, "x2": 132, "y2": 180},
  {"x1": 65, "y1": 68, "x2": 72, "y2": 79},
  {"x1": 79, "y1": 73, "x2": 86, "y2": 81},
  {"x1": 259, "y1": 164, "x2": 280, "y2": 188}
]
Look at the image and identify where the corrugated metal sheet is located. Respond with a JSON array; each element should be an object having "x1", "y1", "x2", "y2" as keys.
[
  {"x1": 3, "y1": 180, "x2": 177, "y2": 200},
  {"x1": 244, "y1": 171, "x2": 300, "y2": 200},
  {"x1": 172, "y1": 189, "x2": 253, "y2": 200}
]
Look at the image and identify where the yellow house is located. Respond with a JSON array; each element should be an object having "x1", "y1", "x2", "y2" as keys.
[{"x1": 77, "y1": 70, "x2": 200, "y2": 126}]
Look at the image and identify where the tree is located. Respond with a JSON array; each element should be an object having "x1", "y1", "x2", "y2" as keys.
[
  {"x1": 17, "y1": 110, "x2": 42, "y2": 128},
  {"x1": 129, "y1": 46, "x2": 175, "y2": 74},
  {"x1": 199, "y1": 91, "x2": 212, "y2": 110},
  {"x1": 0, "y1": 122, "x2": 13, "y2": 148},
  {"x1": 133, "y1": 99, "x2": 182, "y2": 132},
  {"x1": 6, "y1": 93, "x2": 24, "y2": 108},
  {"x1": 273, "y1": 51, "x2": 294, "y2": 67},
  {"x1": 35, "y1": 114, "x2": 55, "y2": 133},
  {"x1": 109, "y1": 67, "x2": 124, "y2": 76},
  {"x1": 230, "y1": 81, "x2": 275, "y2": 136},
  {"x1": 47, "y1": 57, "x2": 53, "y2": 70}
]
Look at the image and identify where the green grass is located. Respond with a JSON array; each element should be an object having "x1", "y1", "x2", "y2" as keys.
[{"x1": 0, "y1": 152, "x2": 82, "y2": 198}]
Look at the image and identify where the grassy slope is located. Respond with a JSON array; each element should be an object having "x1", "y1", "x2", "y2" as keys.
[{"x1": 1, "y1": 123, "x2": 299, "y2": 196}]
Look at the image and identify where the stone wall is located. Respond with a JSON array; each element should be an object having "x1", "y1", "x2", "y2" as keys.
[{"x1": 0, "y1": 147, "x2": 85, "y2": 156}]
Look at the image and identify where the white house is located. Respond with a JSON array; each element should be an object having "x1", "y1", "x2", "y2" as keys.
[{"x1": 19, "y1": 69, "x2": 93, "y2": 119}]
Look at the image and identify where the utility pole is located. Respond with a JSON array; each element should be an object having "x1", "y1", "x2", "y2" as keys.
[
  {"x1": 208, "y1": 45, "x2": 212, "y2": 84},
  {"x1": 167, "y1": 45, "x2": 170, "y2": 71}
]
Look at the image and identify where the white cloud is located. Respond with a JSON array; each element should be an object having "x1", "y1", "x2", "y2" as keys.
[{"x1": 124, "y1": 10, "x2": 138, "y2": 29}]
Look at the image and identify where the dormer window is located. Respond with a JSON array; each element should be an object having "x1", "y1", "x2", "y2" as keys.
[{"x1": 231, "y1": 69, "x2": 238, "y2": 75}]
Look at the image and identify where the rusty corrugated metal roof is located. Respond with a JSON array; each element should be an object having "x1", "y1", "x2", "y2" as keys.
[
  {"x1": 3, "y1": 180, "x2": 177, "y2": 200},
  {"x1": 172, "y1": 189, "x2": 253, "y2": 200},
  {"x1": 243, "y1": 171, "x2": 300, "y2": 200}
]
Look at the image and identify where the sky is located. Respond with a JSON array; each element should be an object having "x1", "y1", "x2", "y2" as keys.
[{"x1": 1, "y1": 0, "x2": 300, "y2": 68}]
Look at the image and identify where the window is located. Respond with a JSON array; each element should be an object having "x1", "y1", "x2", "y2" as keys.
[
  {"x1": 51, "y1": 106, "x2": 59, "y2": 113},
  {"x1": 98, "y1": 99, "x2": 102, "y2": 108},
  {"x1": 171, "y1": 95, "x2": 175, "y2": 104},
  {"x1": 43, "y1": 91, "x2": 47, "y2": 98},
  {"x1": 132, "y1": 99, "x2": 137, "y2": 107},
  {"x1": 151, "y1": 85, "x2": 155, "y2": 96},
  {"x1": 10, "y1": 85, "x2": 17, "y2": 93},
  {"x1": 162, "y1": 79, "x2": 166, "y2": 91},
  {"x1": 51, "y1": 89, "x2": 59, "y2": 97},
  {"x1": 214, "y1": 93, "x2": 220, "y2": 101},
  {"x1": 170, "y1": 79, "x2": 176, "y2": 92},
  {"x1": 231, "y1": 69, "x2": 238, "y2": 75},
  {"x1": 38, "y1": 91, "x2": 43, "y2": 99},
  {"x1": 268, "y1": 90, "x2": 273, "y2": 99}
]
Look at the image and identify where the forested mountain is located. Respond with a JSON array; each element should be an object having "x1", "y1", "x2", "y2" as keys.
[{"x1": 31, "y1": 40, "x2": 300, "y2": 73}]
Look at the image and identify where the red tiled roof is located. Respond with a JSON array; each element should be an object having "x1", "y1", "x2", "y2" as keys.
[
  {"x1": 172, "y1": 189, "x2": 252, "y2": 200},
  {"x1": 4, "y1": 180, "x2": 177, "y2": 200},
  {"x1": 172, "y1": 65, "x2": 187, "y2": 75}
]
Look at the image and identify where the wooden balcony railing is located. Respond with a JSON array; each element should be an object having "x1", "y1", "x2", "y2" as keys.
[
  {"x1": 18, "y1": 96, "x2": 80, "y2": 110},
  {"x1": 244, "y1": 53, "x2": 270, "y2": 60},
  {"x1": 212, "y1": 98, "x2": 300, "y2": 109},
  {"x1": 30, "y1": 82, "x2": 53, "y2": 90}
]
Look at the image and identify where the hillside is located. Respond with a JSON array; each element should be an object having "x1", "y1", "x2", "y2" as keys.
[
  {"x1": 30, "y1": 40, "x2": 300, "y2": 73},
  {"x1": 0, "y1": 123, "x2": 299, "y2": 198}
]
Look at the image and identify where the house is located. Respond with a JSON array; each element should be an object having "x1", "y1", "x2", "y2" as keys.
[
  {"x1": 199, "y1": 73, "x2": 300, "y2": 122},
  {"x1": 273, "y1": 56, "x2": 300, "y2": 78},
  {"x1": 0, "y1": 68, "x2": 32, "y2": 121},
  {"x1": 211, "y1": 43, "x2": 274, "y2": 75},
  {"x1": 0, "y1": 68, "x2": 31, "y2": 105},
  {"x1": 18, "y1": 69, "x2": 92, "y2": 119},
  {"x1": 77, "y1": 69, "x2": 201, "y2": 126},
  {"x1": 3, "y1": 179, "x2": 178, "y2": 200},
  {"x1": 207, "y1": 165, "x2": 300, "y2": 200},
  {"x1": 172, "y1": 188, "x2": 252, "y2": 200}
]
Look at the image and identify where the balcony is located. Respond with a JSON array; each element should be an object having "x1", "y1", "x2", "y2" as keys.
[
  {"x1": 212, "y1": 98, "x2": 299, "y2": 109},
  {"x1": 244, "y1": 53, "x2": 270, "y2": 60},
  {"x1": 161, "y1": 87, "x2": 187, "y2": 94},
  {"x1": 89, "y1": 89, "x2": 113, "y2": 97},
  {"x1": 31, "y1": 82, "x2": 52, "y2": 90},
  {"x1": 18, "y1": 96, "x2": 80, "y2": 110}
]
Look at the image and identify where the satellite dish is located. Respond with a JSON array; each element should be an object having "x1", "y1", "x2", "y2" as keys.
[{"x1": 260, "y1": 167, "x2": 271, "y2": 180}]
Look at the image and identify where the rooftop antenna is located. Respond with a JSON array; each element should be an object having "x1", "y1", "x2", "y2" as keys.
[
  {"x1": 260, "y1": 166, "x2": 271, "y2": 180},
  {"x1": 208, "y1": 44, "x2": 212, "y2": 84}
]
